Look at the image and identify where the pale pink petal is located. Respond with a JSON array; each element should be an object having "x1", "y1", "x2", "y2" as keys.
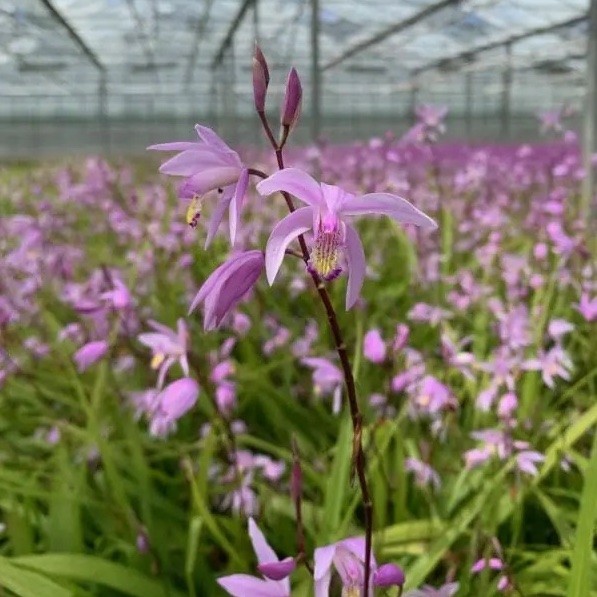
[
  {"x1": 156, "y1": 356, "x2": 175, "y2": 389},
  {"x1": 188, "y1": 252, "x2": 243, "y2": 314},
  {"x1": 341, "y1": 536, "x2": 377, "y2": 569},
  {"x1": 313, "y1": 544, "x2": 336, "y2": 582},
  {"x1": 256, "y1": 168, "x2": 323, "y2": 207},
  {"x1": 341, "y1": 192, "x2": 437, "y2": 229},
  {"x1": 344, "y1": 223, "x2": 366, "y2": 310},
  {"x1": 158, "y1": 149, "x2": 232, "y2": 176},
  {"x1": 204, "y1": 256, "x2": 263, "y2": 330},
  {"x1": 217, "y1": 574, "x2": 284, "y2": 597},
  {"x1": 183, "y1": 167, "x2": 241, "y2": 195},
  {"x1": 314, "y1": 571, "x2": 332, "y2": 597},
  {"x1": 229, "y1": 168, "x2": 249, "y2": 245},
  {"x1": 248, "y1": 518, "x2": 279, "y2": 566},
  {"x1": 205, "y1": 186, "x2": 235, "y2": 249},
  {"x1": 195, "y1": 125, "x2": 236, "y2": 155},
  {"x1": 265, "y1": 207, "x2": 313, "y2": 284},
  {"x1": 147, "y1": 141, "x2": 200, "y2": 151}
]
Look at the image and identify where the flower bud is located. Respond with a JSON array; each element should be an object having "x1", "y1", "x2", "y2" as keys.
[
  {"x1": 280, "y1": 67, "x2": 302, "y2": 129},
  {"x1": 252, "y1": 44, "x2": 270, "y2": 113}
]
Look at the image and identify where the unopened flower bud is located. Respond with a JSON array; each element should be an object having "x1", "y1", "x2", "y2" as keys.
[
  {"x1": 280, "y1": 68, "x2": 302, "y2": 130},
  {"x1": 252, "y1": 44, "x2": 270, "y2": 113}
]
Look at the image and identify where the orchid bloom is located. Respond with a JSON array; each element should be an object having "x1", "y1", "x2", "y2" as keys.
[
  {"x1": 148, "y1": 125, "x2": 249, "y2": 246},
  {"x1": 138, "y1": 318, "x2": 189, "y2": 389},
  {"x1": 73, "y1": 340, "x2": 109, "y2": 372},
  {"x1": 301, "y1": 356, "x2": 344, "y2": 414},
  {"x1": 189, "y1": 250, "x2": 265, "y2": 331},
  {"x1": 314, "y1": 536, "x2": 404, "y2": 596},
  {"x1": 218, "y1": 518, "x2": 295, "y2": 597},
  {"x1": 256, "y1": 168, "x2": 436, "y2": 309},
  {"x1": 149, "y1": 377, "x2": 199, "y2": 437}
]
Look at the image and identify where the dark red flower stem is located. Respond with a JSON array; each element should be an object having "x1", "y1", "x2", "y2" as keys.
[{"x1": 257, "y1": 111, "x2": 373, "y2": 596}]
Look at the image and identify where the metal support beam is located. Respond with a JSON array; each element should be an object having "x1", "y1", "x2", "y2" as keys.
[
  {"x1": 253, "y1": 0, "x2": 260, "y2": 43},
  {"x1": 582, "y1": 0, "x2": 597, "y2": 217},
  {"x1": 324, "y1": 0, "x2": 460, "y2": 73},
  {"x1": 126, "y1": 0, "x2": 158, "y2": 82},
  {"x1": 323, "y1": 0, "x2": 459, "y2": 71},
  {"x1": 184, "y1": 0, "x2": 215, "y2": 88},
  {"x1": 310, "y1": 0, "x2": 321, "y2": 141},
  {"x1": 414, "y1": 15, "x2": 587, "y2": 76},
  {"x1": 501, "y1": 44, "x2": 512, "y2": 138},
  {"x1": 39, "y1": 0, "x2": 105, "y2": 74},
  {"x1": 212, "y1": 0, "x2": 256, "y2": 69}
]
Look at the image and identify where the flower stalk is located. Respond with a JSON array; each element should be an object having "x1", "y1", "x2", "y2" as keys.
[{"x1": 257, "y1": 102, "x2": 374, "y2": 597}]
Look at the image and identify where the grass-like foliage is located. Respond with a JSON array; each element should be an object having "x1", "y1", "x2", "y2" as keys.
[{"x1": 0, "y1": 125, "x2": 596, "y2": 596}]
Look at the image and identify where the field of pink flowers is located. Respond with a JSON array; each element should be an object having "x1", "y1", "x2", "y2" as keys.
[{"x1": 1, "y1": 58, "x2": 596, "y2": 597}]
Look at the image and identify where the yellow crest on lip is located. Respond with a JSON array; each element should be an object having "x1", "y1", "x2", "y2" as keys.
[
  {"x1": 151, "y1": 353, "x2": 165, "y2": 369},
  {"x1": 186, "y1": 195, "x2": 203, "y2": 228}
]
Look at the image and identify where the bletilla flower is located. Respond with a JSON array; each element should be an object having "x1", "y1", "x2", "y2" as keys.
[
  {"x1": 73, "y1": 340, "x2": 109, "y2": 372},
  {"x1": 523, "y1": 345, "x2": 573, "y2": 389},
  {"x1": 302, "y1": 356, "x2": 344, "y2": 413},
  {"x1": 189, "y1": 251, "x2": 265, "y2": 331},
  {"x1": 363, "y1": 329, "x2": 386, "y2": 364},
  {"x1": 148, "y1": 125, "x2": 249, "y2": 246},
  {"x1": 218, "y1": 518, "x2": 294, "y2": 597},
  {"x1": 577, "y1": 292, "x2": 597, "y2": 322},
  {"x1": 313, "y1": 536, "x2": 404, "y2": 596},
  {"x1": 138, "y1": 319, "x2": 189, "y2": 389},
  {"x1": 149, "y1": 377, "x2": 199, "y2": 437},
  {"x1": 257, "y1": 168, "x2": 436, "y2": 309}
]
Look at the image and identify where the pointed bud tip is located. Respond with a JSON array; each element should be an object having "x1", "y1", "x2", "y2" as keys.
[
  {"x1": 281, "y1": 67, "x2": 302, "y2": 129},
  {"x1": 252, "y1": 44, "x2": 270, "y2": 112}
]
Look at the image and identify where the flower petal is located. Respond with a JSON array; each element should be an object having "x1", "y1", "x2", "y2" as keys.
[
  {"x1": 258, "y1": 557, "x2": 296, "y2": 581},
  {"x1": 147, "y1": 141, "x2": 200, "y2": 151},
  {"x1": 217, "y1": 574, "x2": 284, "y2": 597},
  {"x1": 256, "y1": 168, "x2": 323, "y2": 207},
  {"x1": 265, "y1": 207, "x2": 313, "y2": 285},
  {"x1": 341, "y1": 192, "x2": 437, "y2": 229},
  {"x1": 183, "y1": 167, "x2": 241, "y2": 195},
  {"x1": 313, "y1": 544, "x2": 336, "y2": 582},
  {"x1": 204, "y1": 253, "x2": 263, "y2": 330},
  {"x1": 314, "y1": 571, "x2": 332, "y2": 597},
  {"x1": 248, "y1": 518, "x2": 279, "y2": 566},
  {"x1": 344, "y1": 223, "x2": 366, "y2": 310},
  {"x1": 229, "y1": 168, "x2": 249, "y2": 246},
  {"x1": 195, "y1": 125, "x2": 237, "y2": 156},
  {"x1": 205, "y1": 186, "x2": 235, "y2": 249},
  {"x1": 188, "y1": 251, "x2": 244, "y2": 315},
  {"x1": 158, "y1": 149, "x2": 233, "y2": 176}
]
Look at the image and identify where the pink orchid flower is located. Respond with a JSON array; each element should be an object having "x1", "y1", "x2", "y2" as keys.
[
  {"x1": 218, "y1": 517, "x2": 294, "y2": 596},
  {"x1": 148, "y1": 125, "x2": 249, "y2": 247},
  {"x1": 138, "y1": 319, "x2": 189, "y2": 389},
  {"x1": 256, "y1": 168, "x2": 436, "y2": 309}
]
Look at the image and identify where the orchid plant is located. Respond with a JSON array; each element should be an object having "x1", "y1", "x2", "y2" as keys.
[{"x1": 149, "y1": 47, "x2": 436, "y2": 595}]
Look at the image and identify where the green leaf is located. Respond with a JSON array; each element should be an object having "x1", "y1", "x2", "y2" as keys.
[
  {"x1": 0, "y1": 556, "x2": 72, "y2": 597},
  {"x1": 322, "y1": 413, "x2": 353, "y2": 539},
  {"x1": 13, "y1": 554, "x2": 181, "y2": 597},
  {"x1": 566, "y1": 429, "x2": 597, "y2": 597}
]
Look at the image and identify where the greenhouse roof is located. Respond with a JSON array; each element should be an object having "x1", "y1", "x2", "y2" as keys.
[{"x1": 0, "y1": 0, "x2": 589, "y2": 104}]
